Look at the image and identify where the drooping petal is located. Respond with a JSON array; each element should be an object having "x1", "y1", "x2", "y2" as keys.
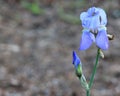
[
  {"x1": 89, "y1": 32, "x2": 96, "y2": 42},
  {"x1": 79, "y1": 30, "x2": 94, "y2": 50},
  {"x1": 72, "y1": 51, "x2": 81, "y2": 68},
  {"x1": 96, "y1": 29, "x2": 109, "y2": 50}
]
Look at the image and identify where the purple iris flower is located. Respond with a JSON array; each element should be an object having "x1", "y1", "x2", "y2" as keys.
[
  {"x1": 79, "y1": 7, "x2": 109, "y2": 50},
  {"x1": 72, "y1": 51, "x2": 81, "y2": 68}
]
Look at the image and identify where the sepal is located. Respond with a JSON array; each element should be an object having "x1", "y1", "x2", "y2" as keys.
[{"x1": 80, "y1": 75, "x2": 89, "y2": 90}]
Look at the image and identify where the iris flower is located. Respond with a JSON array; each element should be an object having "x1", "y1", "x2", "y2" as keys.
[{"x1": 79, "y1": 7, "x2": 109, "y2": 50}]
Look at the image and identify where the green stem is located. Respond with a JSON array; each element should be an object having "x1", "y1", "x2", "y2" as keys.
[
  {"x1": 89, "y1": 48, "x2": 100, "y2": 89},
  {"x1": 86, "y1": 89, "x2": 90, "y2": 96}
]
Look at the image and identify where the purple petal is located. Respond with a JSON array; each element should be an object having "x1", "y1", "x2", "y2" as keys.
[
  {"x1": 87, "y1": 7, "x2": 99, "y2": 16},
  {"x1": 79, "y1": 30, "x2": 93, "y2": 50},
  {"x1": 81, "y1": 17, "x2": 91, "y2": 28},
  {"x1": 72, "y1": 51, "x2": 81, "y2": 68},
  {"x1": 89, "y1": 15, "x2": 100, "y2": 29},
  {"x1": 96, "y1": 30, "x2": 109, "y2": 50},
  {"x1": 80, "y1": 12, "x2": 90, "y2": 28},
  {"x1": 80, "y1": 12, "x2": 88, "y2": 21},
  {"x1": 98, "y1": 8, "x2": 107, "y2": 25}
]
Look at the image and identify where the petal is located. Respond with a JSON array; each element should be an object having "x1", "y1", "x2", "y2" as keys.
[
  {"x1": 72, "y1": 51, "x2": 81, "y2": 68},
  {"x1": 89, "y1": 32, "x2": 95, "y2": 42},
  {"x1": 79, "y1": 30, "x2": 93, "y2": 50},
  {"x1": 87, "y1": 7, "x2": 96, "y2": 16},
  {"x1": 80, "y1": 12, "x2": 88, "y2": 21},
  {"x1": 80, "y1": 12, "x2": 90, "y2": 28},
  {"x1": 98, "y1": 8, "x2": 107, "y2": 25},
  {"x1": 96, "y1": 30, "x2": 109, "y2": 50},
  {"x1": 87, "y1": 7, "x2": 99, "y2": 16},
  {"x1": 81, "y1": 17, "x2": 91, "y2": 28},
  {"x1": 89, "y1": 15, "x2": 100, "y2": 29}
]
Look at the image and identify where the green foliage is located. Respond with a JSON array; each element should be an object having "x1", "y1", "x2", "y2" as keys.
[
  {"x1": 65, "y1": 0, "x2": 87, "y2": 9},
  {"x1": 57, "y1": 0, "x2": 86, "y2": 24},
  {"x1": 57, "y1": 6, "x2": 80, "y2": 24},
  {"x1": 21, "y1": 0, "x2": 45, "y2": 15}
]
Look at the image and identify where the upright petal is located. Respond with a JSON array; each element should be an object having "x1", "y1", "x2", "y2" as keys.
[
  {"x1": 80, "y1": 12, "x2": 88, "y2": 21},
  {"x1": 87, "y1": 7, "x2": 99, "y2": 16},
  {"x1": 72, "y1": 51, "x2": 81, "y2": 68},
  {"x1": 81, "y1": 17, "x2": 91, "y2": 28},
  {"x1": 98, "y1": 8, "x2": 107, "y2": 25},
  {"x1": 89, "y1": 15, "x2": 100, "y2": 29},
  {"x1": 79, "y1": 30, "x2": 94, "y2": 50},
  {"x1": 96, "y1": 29, "x2": 109, "y2": 50},
  {"x1": 80, "y1": 12, "x2": 90, "y2": 28}
]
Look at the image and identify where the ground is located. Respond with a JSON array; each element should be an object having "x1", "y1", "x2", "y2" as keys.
[{"x1": 0, "y1": 0, "x2": 120, "y2": 96}]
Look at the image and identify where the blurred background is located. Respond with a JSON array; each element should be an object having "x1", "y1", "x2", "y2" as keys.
[{"x1": 0, "y1": 0, "x2": 120, "y2": 96}]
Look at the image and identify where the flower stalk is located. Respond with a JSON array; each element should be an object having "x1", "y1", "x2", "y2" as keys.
[
  {"x1": 89, "y1": 48, "x2": 100, "y2": 89},
  {"x1": 85, "y1": 48, "x2": 100, "y2": 96},
  {"x1": 86, "y1": 89, "x2": 90, "y2": 96}
]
